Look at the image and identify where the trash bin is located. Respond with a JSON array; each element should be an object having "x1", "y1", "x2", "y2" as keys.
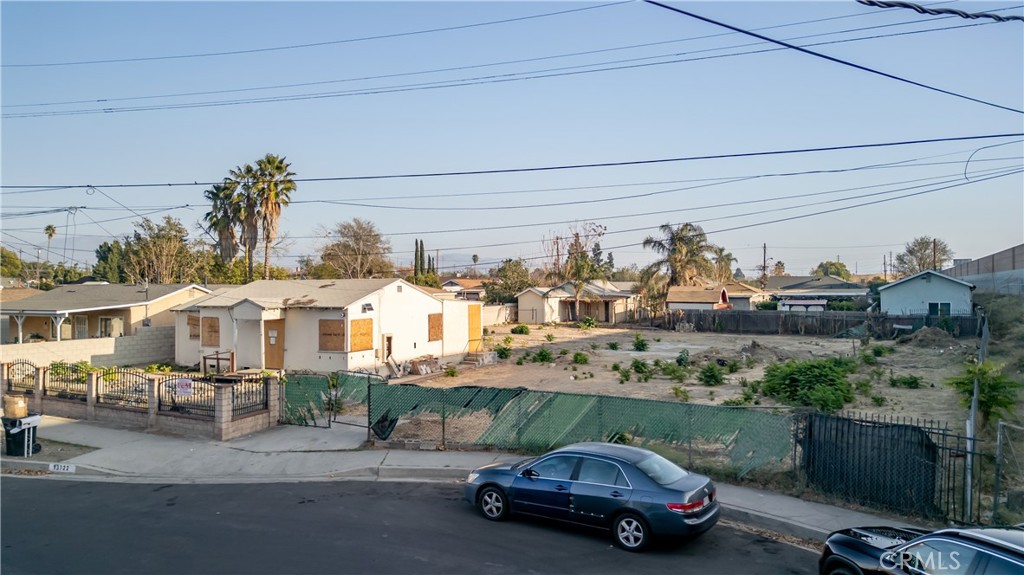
[{"x1": 3, "y1": 414, "x2": 42, "y2": 457}]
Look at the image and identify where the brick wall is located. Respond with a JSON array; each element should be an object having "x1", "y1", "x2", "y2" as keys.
[{"x1": 0, "y1": 326, "x2": 175, "y2": 367}]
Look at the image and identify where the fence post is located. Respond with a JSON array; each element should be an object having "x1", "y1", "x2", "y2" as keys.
[
  {"x1": 1, "y1": 362, "x2": 9, "y2": 391},
  {"x1": 86, "y1": 371, "x2": 98, "y2": 420},
  {"x1": 213, "y1": 384, "x2": 232, "y2": 441},
  {"x1": 366, "y1": 375, "x2": 372, "y2": 445},
  {"x1": 147, "y1": 376, "x2": 159, "y2": 428},
  {"x1": 441, "y1": 394, "x2": 447, "y2": 449},
  {"x1": 33, "y1": 367, "x2": 46, "y2": 414},
  {"x1": 266, "y1": 376, "x2": 280, "y2": 428},
  {"x1": 993, "y1": 421, "x2": 1005, "y2": 520}
]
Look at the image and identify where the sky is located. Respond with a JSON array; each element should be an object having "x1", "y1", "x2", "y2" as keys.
[{"x1": 2, "y1": 0, "x2": 1022, "y2": 279}]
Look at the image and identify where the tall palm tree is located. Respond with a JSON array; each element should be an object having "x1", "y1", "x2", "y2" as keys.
[
  {"x1": 202, "y1": 180, "x2": 239, "y2": 265},
  {"x1": 44, "y1": 225, "x2": 56, "y2": 264},
  {"x1": 472, "y1": 254, "x2": 479, "y2": 277},
  {"x1": 254, "y1": 154, "x2": 296, "y2": 280},
  {"x1": 642, "y1": 223, "x2": 715, "y2": 286},
  {"x1": 711, "y1": 246, "x2": 738, "y2": 283},
  {"x1": 633, "y1": 267, "x2": 667, "y2": 325},
  {"x1": 229, "y1": 163, "x2": 260, "y2": 283}
]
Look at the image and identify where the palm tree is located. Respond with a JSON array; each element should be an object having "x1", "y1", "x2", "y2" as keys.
[
  {"x1": 633, "y1": 267, "x2": 667, "y2": 325},
  {"x1": 642, "y1": 223, "x2": 715, "y2": 286},
  {"x1": 564, "y1": 239, "x2": 604, "y2": 322},
  {"x1": 229, "y1": 163, "x2": 260, "y2": 283},
  {"x1": 254, "y1": 154, "x2": 296, "y2": 280},
  {"x1": 711, "y1": 246, "x2": 738, "y2": 283},
  {"x1": 472, "y1": 254, "x2": 479, "y2": 277},
  {"x1": 203, "y1": 181, "x2": 239, "y2": 265},
  {"x1": 44, "y1": 225, "x2": 56, "y2": 264}
]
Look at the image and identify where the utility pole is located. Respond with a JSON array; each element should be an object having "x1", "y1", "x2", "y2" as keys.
[
  {"x1": 882, "y1": 255, "x2": 887, "y2": 281},
  {"x1": 932, "y1": 238, "x2": 937, "y2": 270},
  {"x1": 760, "y1": 243, "x2": 768, "y2": 289}
]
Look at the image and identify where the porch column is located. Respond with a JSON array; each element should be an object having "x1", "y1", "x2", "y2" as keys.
[
  {"x1": 13, "y1": 315, "x2": 26, "y2": 343},
  {"x1": 52, "y1": 315, "x2": 66, "y2": 342}
]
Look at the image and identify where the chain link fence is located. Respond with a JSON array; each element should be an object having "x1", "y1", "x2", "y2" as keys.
[{"x1": 993, "y1": 421, "x2": 1024, "y2": 524}]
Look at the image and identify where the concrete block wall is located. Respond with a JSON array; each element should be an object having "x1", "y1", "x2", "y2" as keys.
[
  {"x1": 156, "y1": 414, "x2": 214, "y2": 437},
  {"x1": 0, "y1": 326, "x2": 175, "y2": 367}
]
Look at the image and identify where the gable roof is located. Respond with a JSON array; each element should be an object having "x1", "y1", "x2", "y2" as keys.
[
  {"x1": 877, "y1": 270, "x2": 975, "y2": 292},
  {"x1": 666, "y1": 282, "x2": 764, "y2": 303},
  {"x1": 1, "y1": 283, "x2": 210, "y2": 314},
  {"x1": 189, "y1": 279, "x2": 401, "y2": 310},
  {"x1": 764, "y1": 275, "x2": 863, "y2": 290},
  {"x1": 0, "y1": 287, "x2": 44, "y2": 306},
  {"x1": 442, "y1": 278, "x2": 485, "y2": 289}
]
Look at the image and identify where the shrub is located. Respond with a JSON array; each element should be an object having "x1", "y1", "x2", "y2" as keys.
[
  {"x1": 590, "y1": 343, "x2": 599, "y2": 350},
  {"x1": 946, "y1": 361, "x2": 1021, "y2": 427},
  {"x1": 559, "y1": 349, "x2": 569, "y2": 356},
  {"x1": 545, "y1": 333, "x2": 555, "y2": 342},
  {"x1": 827, "y1": 300, "x2": 857, "y2": 311},
  {"x1": 745, "y1": 356, "x2": 757, "y2": 369},
  {"x1": 853, "y1": 378, "x2": 872, "y2": 396},
  {"x1": 937, "y1": 316, "x2": 956, "y2": 335},
  {"x1": 632, "y1": 333, "x2": 649, "y2": 351},
  {"x1": 631, "y1": 359, "x2": 654, "y2": 382},
  {"x1": 871, "y1": 345, "x2": 894, "y2": 357},
  {"x1": 482, "y1": 328, "x2": 489, "y2": 336},
  {"x1": 495, "y1": 345, "x2": 512, "y2": 360},
  {"x1": 578, "y1": 316, "x2": 597, "y2": 330},
  {"x1": 571, "y1": 366, "x2": 578, "y2": 372},
  {"x1": 860, "y1": 352, "x2": 878, "y2": 365},
  {"x1": 618, "y1": 368, "x2": 631, "y2": 383},
  {"x1": 611, "y1": 362, "x2": 621, "y2": 372},
  {"x1": 444, "y1": 365, "x2": 458, "y2": 377},
  {"x1": 502, "y1": 335, "x2": 513, "y2": 346},
  {"x1": 515, "y1": 357, "x2": 524, "y2": 365},
  {"x1": 661, "y1": 364, "x2": 689, "y2": 383},
  {"x1": 572, "y1": 352, "x2": 589, "y2": 365},
  {"x1": 145, "y1": 363, "x2": 173, "y2": 373},
  {"x1": 756, "y1": 301, "x2": 778, "y2": 311},
  {"x1": 889, "y1": 374, "x2": 922, "y2": 389},
  {"x1": 676, "y1": 349, "x2": 690, "y2": 367},
  {"x1": 871, "y1": 394, "x2": 887, "y2": 406},
  {"x1": 607, "y1": 342, "x2": 620, "y2": 351},
  {"x1": 723, "y1": 388, "x2": 757, "y2": 406},
  {"x1": 511, "y1": 324, "x2": 530, "y2": 335},
  {"x1": 761, "y1": 358, "x2": 856, "y2": 414},
  {"x1": 726, "y1": 359, "x2": 741, "y2": 373},
  {"x1": 698, "y1": 364, "x2": 724, "y2": 386},
  {"x1": 533, "y1": 347, "x2": 554, "y2": 363},
  {"x1": 672, "y1": 386, "x2": 690, "y2": 401}
]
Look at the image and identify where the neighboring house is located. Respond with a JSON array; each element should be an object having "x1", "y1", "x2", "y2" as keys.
[
  {"x1": 516, "y1": 280, "x2": 636, "y2": 324},
  {"x1": 3, "y1": 283, "x2": 212, "y2": 344},
  {"x1": 877, "y1": 270, "x2": 975, "y2": 316},
  {"x1": 666, "y1": 281, "x2": 768, "y2": 311},
  {"x1": 171, "y1": 279, "x2": 482, "y2": 373},
  {"x1": 778, "y1": 299, "x2": 827, "y2": 312},
  {"x1": 764, "y1": 275, "x2": 869, "y2": 305},
  {"x1": 440, "y1": 278, "x2": 486, "y2": 301},
  {"x1": 0, "y1": 286, "x2": 44, "y2": 343}
]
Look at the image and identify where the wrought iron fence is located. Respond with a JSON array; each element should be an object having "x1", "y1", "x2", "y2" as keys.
[
  {"x1": 232, "y1": 378, "x2": 268, "y2": 417},
  {"x1": 6, "y1": 359, "x2": 36, "y2": 394},
  {"x1": 96, "y1": 368, "x2": 150, "y2": 409},
  {"x1": 157, "y1": 375, "x2": 216, "y2": 418},
  {"x1": 45, "y1": 361, "x2": 89, "y2": 401}
]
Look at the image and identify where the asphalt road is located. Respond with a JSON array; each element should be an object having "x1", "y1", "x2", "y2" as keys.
[{"x1": 1, "y1": 478, "x2": 817, "y2": 575}]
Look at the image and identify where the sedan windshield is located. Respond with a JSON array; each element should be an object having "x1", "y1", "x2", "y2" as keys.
[{"x1": 636, "y1": 453, "x2": 688, "y2": 485}]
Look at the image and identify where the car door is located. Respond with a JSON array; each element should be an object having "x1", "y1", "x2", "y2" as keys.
[
  {"x1": 886, "y1": 538, "x2": 982, "y2": 575},
  {"x1": 569, "y1": 457, "x2": 632, "y2": 526},
  {"x1": 510, "y1": 455, "x2": 579, "y2": 520}
]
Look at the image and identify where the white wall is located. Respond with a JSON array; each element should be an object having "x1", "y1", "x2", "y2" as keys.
[
  {"x1": 174, "y1": 312, "x2": 201, "y2": 367},
  {"x1": 1, "y1": 326, "x2": 175, "y2": 367},
  {"x1": 881, "y1": 275, "x2": 973, "y2": 315},
  {"x1": 441, "y1": 300, "x2": 471, "y2": 363},
  {"x1": 375, "y1": 282, "x2": 446, "y2": 367},
  {"x1": 481, "y1": 304, "x2": 514, "y2": 326},
  {"x1": 517, "y1": 291, "x2": 561, "y2": 324},
  {"x1": 281, "y1": 308, "x2": 348, "y2": 373}
]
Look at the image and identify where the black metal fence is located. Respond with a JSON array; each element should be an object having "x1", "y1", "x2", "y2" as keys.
[
  {"x1": 157, "y1": 375, "x2": 216, "y2": 418},
  {"x1": 97, "y1": 368, "x2": 150, "y2": 409},
  {"x1": 232, "y1": 378, "x2": 268, "y2": 417},
  {"x1": 6, "y1": 360, "x2": 36, "y2": 394},
  {"x1": 670, "y1": 309, "x2": 981, "y2": 338},
  {"x1": 45, "y1": 361, "x2": 89, "y2": 402}
]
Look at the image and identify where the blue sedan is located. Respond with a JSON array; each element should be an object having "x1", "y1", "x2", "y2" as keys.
[{"x1": 464, "y1": 442, "x2": 719, "y2": 551}]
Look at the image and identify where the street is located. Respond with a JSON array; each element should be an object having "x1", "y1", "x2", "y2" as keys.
[{"x1": 1, "y1": 478, "x2": 817, "y2": 574}]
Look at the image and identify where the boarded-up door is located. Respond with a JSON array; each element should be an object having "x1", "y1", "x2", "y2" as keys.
[
  {"x1": 264, "y1": 319, "x2": 285, "y2": 370},
  {"x1": 468, "y1": 304, "x2": 482, "y2": 353}
]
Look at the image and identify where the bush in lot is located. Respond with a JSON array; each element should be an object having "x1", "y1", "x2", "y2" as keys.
[
  {"x1": 871, "y1": 345, "x2": 895, "y2": 357},
  {"x1": 698, "y1": 364, "x2": 724, "y2": 386},
  {"x1": 572, "y1": 352, "x2": 589, "y2": 365},
  {"x1": 671, "y1": 386, "x2": 690, "y2": 401},
  {"x1": 676, "y1": 349, "x2": 690, "y2": 367},
  {"x1": 726, "y1": 359, "x2": 741, "y2": 373},
  {"x1": 532, "y1": 347, "x2": 554, "y2": 363},
  {"x1": 578, "y1": 316, "x2": 597, "y2": 330},
  {"x1": 632, "y1": 333, "x2": 649, "y2": 351},
  {"x1": 559, "y1": 349, "x2": 569, "y2": 356},
  {"x1": 631, "y1": 359, "x2": 653, "y2": 382},
  {"x1": 494, "y1": 345, "x2": 512, "y2": 360},
  {"x1": 660, "y1": 363, "x2": 689, "y2": 383},
  {"x1": 607, "y1": 341, "x2": 620, "y2": 351},
  {"x1": 946, "y1": 360, "x2": 1021, "y2": 427},
  {"x1": 511, "y1": 324, "x2": 530, "y2": 335},
  {"x1": 860, "y1": 352, "x2": 878, "y2": 365},
  {"x1": 444, "y1": 365, "x2": 458, "y2": 377},
  {"x1": 889, "y1": 374, "x2": 922, "y2": 389},
  {"x1": 545, "y1": 333, "x2": 555, "y2": 342},
  {"x1": 502, "y1": 335, "x2": 513, "y2": 345},
  {"x1": 761, "y1": 358, "x2": 857, "y2": 414}
]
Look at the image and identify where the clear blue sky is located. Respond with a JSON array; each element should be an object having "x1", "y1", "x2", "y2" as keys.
[{"x1": 2, "y1": 1, "x2": 1022, "y2": 278}]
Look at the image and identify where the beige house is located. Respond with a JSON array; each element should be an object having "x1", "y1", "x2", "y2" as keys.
[
  {"x1": 172, "y1": 279, "x2": 482, "y2": 373},
  {"x1": 1, "y1": 286, "x2": 44, "y2": 343},
  {"x1": 441, "y1": 278, "x2": 486, "y2": 300},
  {"x1": 666, "y1": 281, "x2": 768, "y2": 311},
  {"x1": 2, "y1": 283, "x2": 211, "y2": 344},
  {"x1": 516, "y1": 281, "x2": 637, "y2": 324}
]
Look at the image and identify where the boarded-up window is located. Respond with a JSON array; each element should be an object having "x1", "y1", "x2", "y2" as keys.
[
  {"x1": 319, "y1": 319, "x2": 345, "y2": 352},
  {"x1": 428, "y1": 313, "x2": 443, "y2": 341},
  {"x1": 201, "y1": 317, "x2": 220, "y2": 347},
  {"x1": 187, "y1": 315, "x2": 201, "y2": 340},
  {"x1": 350, "y1": 318, "x2": 373, "y2": 352}
]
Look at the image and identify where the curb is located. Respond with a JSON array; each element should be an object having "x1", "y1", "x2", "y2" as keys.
[{"x1": 719, "y1": 505, "x2": 828, "y2": 542}]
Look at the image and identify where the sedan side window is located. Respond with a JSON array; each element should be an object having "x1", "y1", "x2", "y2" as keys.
[
  {"x1": 530, "y1": 456, "x2": 577, "y2": 480},
  {"x1": 577, "y1": 459, "x2": 622, "y2": 486},
  {"x1": 981, "y1": 555, "x2": 1024, "y2": 575},
  {"x1": 899, "y1": 539, "x2": 979, "y2": 575}
]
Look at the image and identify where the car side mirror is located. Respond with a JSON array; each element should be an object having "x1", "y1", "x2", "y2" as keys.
[{"x1": 521, "y1": 468, "x2": 538, "y2": 478}]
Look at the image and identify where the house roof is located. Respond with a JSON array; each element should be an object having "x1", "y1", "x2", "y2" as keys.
[
  {"x1": 187, "y1": 279, "x2": 401, "y2": 310},
  {"x1": 666, "y1": 282, "x2": 764, "y2": 303},
  {"x1": 442, "y1": 278, "x2": 485, "y2": 289},
  {"x1": 764, "y1": 275, "x2": 864, "y2": 290},
  {"x1": 514, "y1": 280, "x2": 634, "y2": 301},
  {"x1": 1, "y1": 283, "x2": 210, "y2": 315},
  {"x1": 877, "y1": 270, "x2": 975, "y2": 292},
  {"x1": 0, "y1": 287, "x2": 44, "y2": 306}
]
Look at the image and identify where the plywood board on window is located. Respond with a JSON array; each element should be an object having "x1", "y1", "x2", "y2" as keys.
[
  {"x1": 350, "y1": 318, "x2": 373, "y2": 352},
  {"x1": 187, "y1": 315, "x2": 201, "y2": 339},
  {"x1": 428, "y1": 313, "x2": 443, "y2": 341},
  {"x1": 319, "y1": 319, "x2": 345, "y2": 352},
  {"x1": 201, "y1": 317, "x2": 220, "y2": 347}
]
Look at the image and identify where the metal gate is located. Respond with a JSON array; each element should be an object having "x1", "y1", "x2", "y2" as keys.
[
  {"x1": 45, "y1": 361, "x2": 89, "y2": 401},
  {"x1": 97, "y1": 368, "x2": 149, "y2": 409},
  {"x1": 6, "y1": 360, "x2": 37, "y2": 394}
]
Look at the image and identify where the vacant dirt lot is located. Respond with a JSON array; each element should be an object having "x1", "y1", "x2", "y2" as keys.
[{"x1": 421, "y1": 324, "x2": 979, "y2": 428}]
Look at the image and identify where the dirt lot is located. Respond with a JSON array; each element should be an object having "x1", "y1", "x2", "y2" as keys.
[{"x1": 421, "y1": 324, "x2": 980, "y2": 428}]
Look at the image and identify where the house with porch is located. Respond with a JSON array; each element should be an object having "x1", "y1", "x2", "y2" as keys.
[
  {"x1": 764, "y1": 275, "x2": 869, "y2": 307},
  {"x1": 666, "y1": 281, "x2": 768, "y2": 311},
  {"x1": 516, "y1": 280, "x2": 636, "y2": 324},
  {"x1": 877, "y1": 270, "x2": 975, "y2": 316},
  {"x1": 2, "y1": 282, "x2": 211, "y2": 344},
  {"x1": 172, "y1": 279, "x2": 482, "y2": 373}
]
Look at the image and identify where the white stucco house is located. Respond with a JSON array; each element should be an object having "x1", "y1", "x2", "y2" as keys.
[
  {"x1": 515, "y1": 281, "x2": 636, "y2": 324},
  {"x1": 171, "y1": 279, "x2": 483, "y2": 373},
  {"x1": 877, "y1": 270, "x2": 975, "y2": 316}
]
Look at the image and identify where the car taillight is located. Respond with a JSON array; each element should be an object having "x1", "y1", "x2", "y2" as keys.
[{"x1": 666, "y1": 501, "x2": 705, "y2": 514}]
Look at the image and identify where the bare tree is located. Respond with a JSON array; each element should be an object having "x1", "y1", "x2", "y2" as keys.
[{"x1": 319, "y1": 218, "x2": 393, "y2": 279}]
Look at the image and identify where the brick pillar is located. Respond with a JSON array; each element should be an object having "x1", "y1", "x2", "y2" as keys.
[
  {"x1": 147, "y1": 376, "x2": 159, "y2": 428},
  {"x1": 1, "y1": 363, "x2": 8, "y2": 413},
  {"x1": 267, "y1": 376, "x2": 280, "y2": 428},
  {"x1": 33, "y1": 367, "x2": 46, "y2": 414},
  {"x1": 213, "y1": 384, "x2": 232, "y2": 441},
  {"x1": 86, "y1": 371, "x2": 99, "y2": 420}
]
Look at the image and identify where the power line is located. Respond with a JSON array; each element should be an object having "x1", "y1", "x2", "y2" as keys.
[
  {"x1": 2, "y1": 132, "x2": 1020, "y2": 190},
  {"x1": 642, "y1": 0, "x2": 1024, "y2": 115},
  {"x1": 1, "y1": 2, "x2": 631, "y2": 68},
  {"x1": 857, "y1": 1, "x2": 1024, "y2": 23}
]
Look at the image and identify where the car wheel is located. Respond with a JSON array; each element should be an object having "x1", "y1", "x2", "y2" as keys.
[
  {"x1": 613, "y1": 513, "x2": 650, "y2": 552},
  {"x1": 825, "y1": 564, "x2": 860, "y2": 575},
  {"x1": 477, "y1": 486, "x2": 509, "y2": 521}
]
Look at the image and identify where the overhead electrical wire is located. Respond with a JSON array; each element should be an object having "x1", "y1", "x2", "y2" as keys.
[
  {"x1": 3, "y1": 132, "x2": 1020, "y2": 190},
  {"x1": 0, "y1": 1, "x2": 631, "y2": 68},
  {"x1": 642, "y1": 0, "x2": 1023, "y2": 115},
  {"x1": 856, "y1": 0, "x2": 1024, "y2": 22}
]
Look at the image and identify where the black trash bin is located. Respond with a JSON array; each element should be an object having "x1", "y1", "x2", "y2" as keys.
[{"x1": 2, "y1": 416, "x2": 41, "y2": 457}]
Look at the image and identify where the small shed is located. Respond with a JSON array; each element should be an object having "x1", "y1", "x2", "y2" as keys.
[{"x1": 877, "y1": 270, "x2": 974, "y2": 316}]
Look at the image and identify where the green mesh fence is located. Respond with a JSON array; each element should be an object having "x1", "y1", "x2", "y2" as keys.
[
  {"x1": 364, "y1": 383, "x2": 794, "y2": 478},
  {"x1": 282, "y1": 374, "x2": 331, "y2": 426}
]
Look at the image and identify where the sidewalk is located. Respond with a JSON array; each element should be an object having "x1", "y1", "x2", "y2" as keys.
[{"x1": 1, "y1": 416, "x2": 917, "y2": 542}]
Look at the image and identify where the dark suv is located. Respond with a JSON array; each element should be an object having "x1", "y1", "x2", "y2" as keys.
[{"x1": 818, "y1": 525, "x2": 1024, "y2": 575}]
